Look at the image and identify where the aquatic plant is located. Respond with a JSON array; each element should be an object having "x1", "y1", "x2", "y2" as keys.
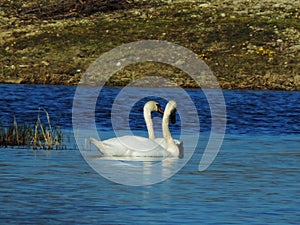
[
  {"x1": 32, "y1": 108, "x2": 66, "y2": 150},
  {"x1": 0, "y1": 108, "x2": 66, "y2": 150},
  {"x1": 0, "y1": 118, "x2": 33, "y2": 147}
]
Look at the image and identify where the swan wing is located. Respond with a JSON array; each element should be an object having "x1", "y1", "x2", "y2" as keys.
[
  {"x1": 154, "y1": 138, "x2": 182, "y2": 148},
  {"x1": 154, "y1": 138, "x2": 166, "y2": 148},
  {"x1": 120, "y1": 136, "x2": 171, "y2": 157}
]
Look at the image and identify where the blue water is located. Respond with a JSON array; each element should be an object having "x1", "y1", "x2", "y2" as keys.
[{"x1": 0, "y1": 84, "x2": 300, "y2": 224}]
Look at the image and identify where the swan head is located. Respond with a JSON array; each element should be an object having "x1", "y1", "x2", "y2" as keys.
[{"x1": 144, "y1": 100, "x2": 164, "y2": 114}]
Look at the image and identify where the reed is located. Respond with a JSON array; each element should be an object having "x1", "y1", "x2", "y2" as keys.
[
  {"x1": 0, "y1": 108, "x2": 66, "y2": 150},
  {"x1": 0, "y1": 119, "x2": 32, "y2": 147}
]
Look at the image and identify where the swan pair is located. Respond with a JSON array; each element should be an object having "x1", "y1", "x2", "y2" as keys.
[{"x1": 90, "y1": 100, "x2": 183, "y2": 158}]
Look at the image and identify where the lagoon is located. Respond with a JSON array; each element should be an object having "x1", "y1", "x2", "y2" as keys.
[{"x1": 0, "y1": 84, "x2": 299, "y2": 224}]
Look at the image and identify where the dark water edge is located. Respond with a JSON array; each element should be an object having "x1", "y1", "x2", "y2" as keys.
[{"x1": 1, "y1": 83, "x2": 299, "y2": 135}]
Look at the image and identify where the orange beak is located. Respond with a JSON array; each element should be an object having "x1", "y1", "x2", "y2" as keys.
[{"x1": 157, "y1": 107, "x2": 164, "y2": 115}]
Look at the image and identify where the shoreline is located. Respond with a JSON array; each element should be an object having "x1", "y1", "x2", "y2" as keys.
[
  {"x1": 1, "y1": 81, "x2": 300, "y2": 93},
  {"x1": 1, "y1": 0, "x2": 299, "y2": 90}
]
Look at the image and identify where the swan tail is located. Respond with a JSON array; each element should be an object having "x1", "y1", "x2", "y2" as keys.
[{"x1": 90, "y1": 137, "x2": 106, "y2": 155}]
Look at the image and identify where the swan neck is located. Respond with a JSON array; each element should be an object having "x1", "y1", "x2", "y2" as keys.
[
  {"x1": 162, "y1": 116, "x2": 172, "y2": 141},
  {"x1": 162, "y1": 116, "x2": 179, "y2": 157},
  {"x1": 144, "y1": 110, "x2": 155, "y2": 140}
]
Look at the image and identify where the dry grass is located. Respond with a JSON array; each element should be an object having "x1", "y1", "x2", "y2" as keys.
[{"x1": 0, "y1": 108, "x2": 66, "y2": 150}]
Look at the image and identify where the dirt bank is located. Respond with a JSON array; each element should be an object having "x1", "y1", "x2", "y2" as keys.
[{"x1": 0, "y1": 0, "x2": 299, "y2": 90}]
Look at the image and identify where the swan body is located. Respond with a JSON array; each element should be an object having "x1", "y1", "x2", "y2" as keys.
[
  {"x1": 90, "y1": 136, "x2": 171, "y2": 157},
  {"x1": 90, "y1": 100, "x2": 183, "y2": 158},
  {"x1": 154, "y1": 137, "x2": 182, "y2": 148}
]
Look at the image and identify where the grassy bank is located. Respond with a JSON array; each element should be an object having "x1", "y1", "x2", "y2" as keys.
[{"x1": 0, "y1": 0, "x2": 299, "y2": 90}]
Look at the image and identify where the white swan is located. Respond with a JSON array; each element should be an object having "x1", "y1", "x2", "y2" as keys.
[
  {"x1": 90, "y1": 100, "x2": 183, "y2": 158},
  {"x1": 156, "y1": 100, "x2": 184, "y2": 158},
  {"x1": 152, "y1": 101, "x2": 183, "y2": 158}
]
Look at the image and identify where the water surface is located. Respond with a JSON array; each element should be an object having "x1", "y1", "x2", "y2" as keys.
[{"x1": 0, "y1": 84, "x2": 299, "y2": 224}]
